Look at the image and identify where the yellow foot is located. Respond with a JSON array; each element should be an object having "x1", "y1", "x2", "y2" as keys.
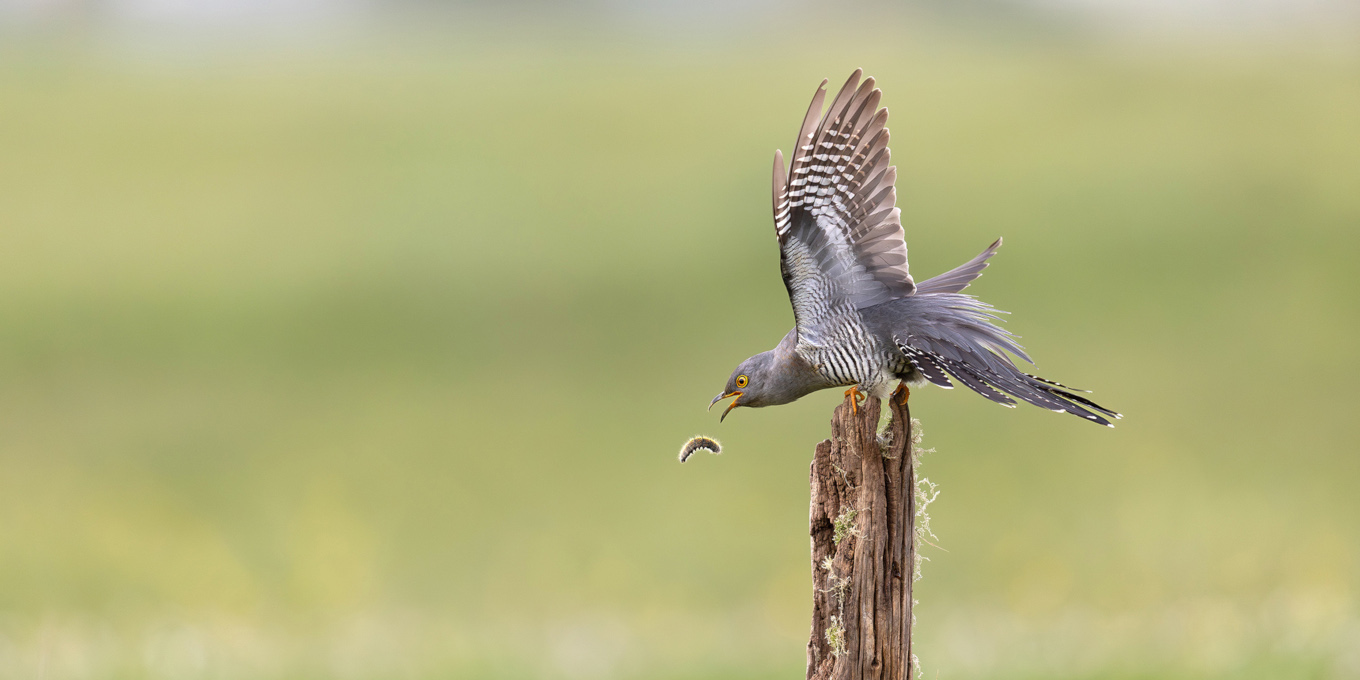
[
  {"x1": 892, "y1": 383, "x2": 911, "y2": 405},
  {"x1": 843, "y1": 385, "x2": 865, "y2": 415}
]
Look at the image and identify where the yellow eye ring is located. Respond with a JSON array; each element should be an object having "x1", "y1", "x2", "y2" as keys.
[{"x1": 735, "y1": 375, "x2": 748, "y2": 388}]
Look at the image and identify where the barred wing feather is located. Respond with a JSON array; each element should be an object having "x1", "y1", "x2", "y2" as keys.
[{"x1": 772, "y1": 69, "x2": 914, "y2": 343}]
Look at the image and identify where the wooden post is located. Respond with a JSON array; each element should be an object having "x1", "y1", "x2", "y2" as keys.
[{"x1": 807, "y1": 393, "x2": 916, "y2": 680}]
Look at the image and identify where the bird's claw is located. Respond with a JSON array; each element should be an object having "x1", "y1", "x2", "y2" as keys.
[
  {"x1": 892, "y1": 383, "x2": 911, "y2": 405},
  {"x1": 844, "y1": 386, "x2": 865, "y2": 415}
]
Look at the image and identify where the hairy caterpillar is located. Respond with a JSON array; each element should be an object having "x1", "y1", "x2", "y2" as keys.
[{"x1": 678, "y1": 436, "x2": 722, "y2": 463}]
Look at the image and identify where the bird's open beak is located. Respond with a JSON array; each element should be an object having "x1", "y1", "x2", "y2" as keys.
[{"x1": 709, "y1": 391, "x2": 742, "y2": 422}]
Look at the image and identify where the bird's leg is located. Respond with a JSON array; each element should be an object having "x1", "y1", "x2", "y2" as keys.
[
  {"x1": 893, "y1": 382, "x2": 911, "y2": 405},
  {"x1": 843, "y1": 385, "x2": 865, "y2": 414}
]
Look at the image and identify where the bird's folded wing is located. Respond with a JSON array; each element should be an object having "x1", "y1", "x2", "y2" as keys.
[{"x1": 772, "y1": 69, "x2": 915, "y2": 343}]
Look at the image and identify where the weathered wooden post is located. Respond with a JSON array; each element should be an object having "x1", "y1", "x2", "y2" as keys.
[{"x1": 807, "y1": 391, "x2": 916, "y2": 680}]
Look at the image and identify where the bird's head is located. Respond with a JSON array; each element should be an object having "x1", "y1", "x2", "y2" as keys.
[{"x1": 709, "y1": 351, "x2": 778, "y2": 421}]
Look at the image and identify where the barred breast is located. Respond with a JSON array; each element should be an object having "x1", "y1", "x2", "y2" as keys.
[{"x1": 798, "y1": 310, "x2": 901, "y2": 399}]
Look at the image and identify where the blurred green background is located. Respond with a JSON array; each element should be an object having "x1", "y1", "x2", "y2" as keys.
[{"x1": 0, "y1": 2, "x2": 1358, "y2": 678}]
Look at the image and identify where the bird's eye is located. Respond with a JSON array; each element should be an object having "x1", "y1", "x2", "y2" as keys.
[{"x1": 736, "y1": 375, "x2": 749, "y2": 388}]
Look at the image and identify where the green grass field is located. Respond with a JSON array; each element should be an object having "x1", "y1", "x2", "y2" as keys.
[{"x1": 0, "y1": 24, "x2": 1357, "y2": 679}]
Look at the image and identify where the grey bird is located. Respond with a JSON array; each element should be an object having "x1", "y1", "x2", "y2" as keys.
[{"x1": 710, "y1": 69, "x2": 1119, "y2": 426}]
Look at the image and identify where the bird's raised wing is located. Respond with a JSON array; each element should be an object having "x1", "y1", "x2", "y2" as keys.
[{"x1": 772, "y1": 70, "x2": 914, "y2": 345}]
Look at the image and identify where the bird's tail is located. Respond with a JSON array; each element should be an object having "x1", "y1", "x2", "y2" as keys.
[{"x1": 890, "y1": 291, "x2": 1120, "y2": 427}]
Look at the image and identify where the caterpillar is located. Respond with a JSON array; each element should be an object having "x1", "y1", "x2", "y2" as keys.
[{"x1": 678, "y1": 436, "x2": 722, "y2": 463}]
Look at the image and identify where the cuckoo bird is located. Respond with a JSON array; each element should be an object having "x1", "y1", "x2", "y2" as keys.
[{"x1": 710, "y1": 70, "x2": 1119, "y2": 426}]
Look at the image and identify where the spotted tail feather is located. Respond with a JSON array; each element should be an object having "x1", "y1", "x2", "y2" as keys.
[
  {"x1": 894, "y1": 342, "x2": 954, "y2": 389},
  {"x1": 885, "y1": 293, "x2": 1120, "y2": 426}
]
